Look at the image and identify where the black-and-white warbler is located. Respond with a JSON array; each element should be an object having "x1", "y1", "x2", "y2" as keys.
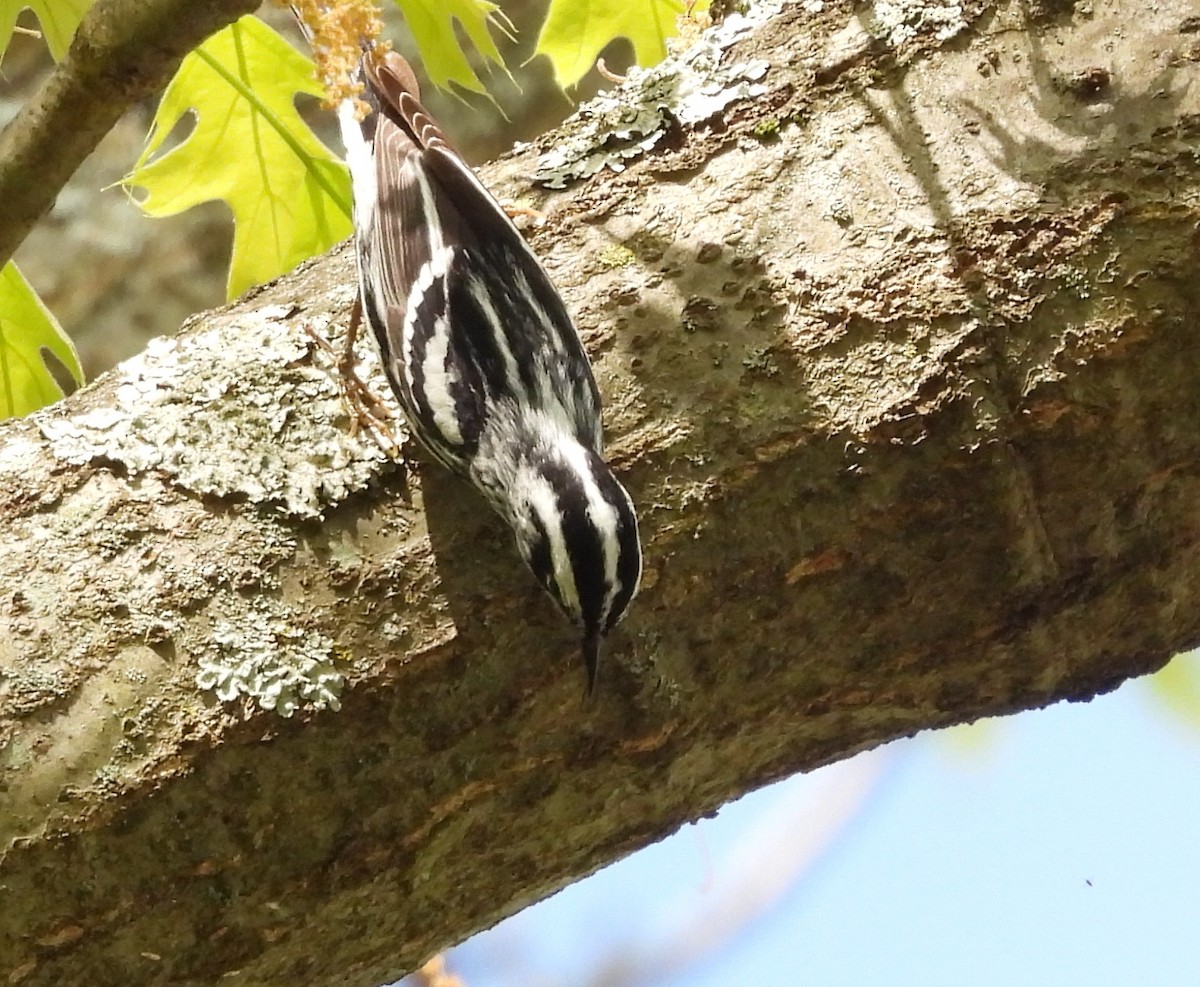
[{"x1": 336, "y1": 47, "x2": 642, "y2": 693}]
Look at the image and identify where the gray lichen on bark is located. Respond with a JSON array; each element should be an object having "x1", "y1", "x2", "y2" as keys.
[{"x1": 35, "y1": 300, "x2": 393, "y2": 518}]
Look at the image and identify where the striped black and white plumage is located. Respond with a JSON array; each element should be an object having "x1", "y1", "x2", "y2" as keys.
[{"x1": 337, "y1": 48, "x2": 642, "y2": 693}]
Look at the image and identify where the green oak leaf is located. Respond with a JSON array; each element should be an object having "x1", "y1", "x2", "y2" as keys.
[
  {"x1": 1148, "y1": 651, "x2": 1200, "y2": 734},
  {"x1": 124, "y1": 15, "x2": 352, "y2": 300},
  {"x1": 0, "y1": 0, "x2": 90, "y2": 62},
  {"x1": 394, "y1": 0, "x2": 510, "y2": 93},
  {"x1": 0, "y1": 261, "x2": 84, "y2": 420},
  {"x1": 536, "y1": 0, "x2": 708, "y2": 89}
]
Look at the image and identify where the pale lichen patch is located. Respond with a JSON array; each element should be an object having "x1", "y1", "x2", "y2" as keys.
[
  {"x1": 868, "y1": 0, "x2": 969, "y2": 49},
  {"x1": 534, "y1": 3, "x2": 780, "y2": 188},
  {"x1": 35, "y1": 307, "x2": 399, "y2": 518},
  {"x1": 194, "y1": 595, "x2": 344, "y2": 716}
]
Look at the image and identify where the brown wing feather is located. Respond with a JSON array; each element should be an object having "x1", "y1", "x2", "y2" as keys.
[
  {"x1": 363, "y1": 54, "x2": 440, "y2": 343},
  {"x1": 359, "y1": 48, "x2": 604, "y2": 453},
  {"x1": 366, "y1": 52, "x2": 465, "y2": 159}
]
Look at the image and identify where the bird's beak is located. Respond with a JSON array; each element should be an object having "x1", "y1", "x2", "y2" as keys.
[{"x1": 581, "y1": 631, "x2": 601, "y2": 698}]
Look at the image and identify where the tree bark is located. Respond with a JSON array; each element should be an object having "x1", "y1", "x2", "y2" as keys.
[{"x1": 2, "y1": 1, "x2": 1199, "y2": 985}]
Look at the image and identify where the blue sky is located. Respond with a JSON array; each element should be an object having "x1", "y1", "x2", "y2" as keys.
[{"x1": 435, "y1": 651, "x2": 1200, "y2": 987}]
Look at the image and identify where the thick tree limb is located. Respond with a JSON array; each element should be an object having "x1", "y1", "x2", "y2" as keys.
[
  {"x1": 2, "y1": 1, "x2": 1199, "y2": 985},
  {"x1": 0, "y1": 0, "x2": 260, "y2": 267}
]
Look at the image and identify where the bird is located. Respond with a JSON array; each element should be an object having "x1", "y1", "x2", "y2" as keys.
[{"x1": 333, "y1": 44, "x2": 643, "y2": 693}]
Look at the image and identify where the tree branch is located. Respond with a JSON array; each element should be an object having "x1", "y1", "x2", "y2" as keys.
[
  {"x1": 1, "y1": 1, "x2": 1198, "y2": 986},
  {"x1": 0, "y1": 0, "x2": 260, "y2": 267}
]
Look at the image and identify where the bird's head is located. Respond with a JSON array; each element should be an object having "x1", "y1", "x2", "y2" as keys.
[{"x1": 508, "y1": 441, "x2": 642, "y2": 694}]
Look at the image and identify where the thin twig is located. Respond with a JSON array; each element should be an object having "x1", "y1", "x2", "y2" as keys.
[{"x1": 595, "y1": 57, "x2": 625, "y2": 84}]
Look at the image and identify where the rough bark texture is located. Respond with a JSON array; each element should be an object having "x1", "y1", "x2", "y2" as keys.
[{"x1": 2, "y1": 1, "x2": 1199, "y2": 985}]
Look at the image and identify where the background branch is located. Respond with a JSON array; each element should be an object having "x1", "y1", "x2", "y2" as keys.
[
  {"x1": 1, "y1": 1, "x2": 1198, "y2": 986},
  {"x1": 0, "y1": 0, "x2": 259, "y2": 267}
]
